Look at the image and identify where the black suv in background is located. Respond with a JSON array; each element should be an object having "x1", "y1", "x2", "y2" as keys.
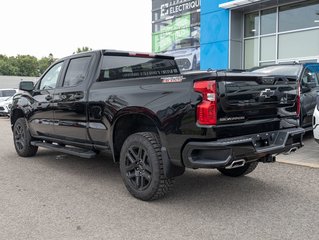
[{"x1": 248, "y1": 63, "x2": 319, "y2": 129}]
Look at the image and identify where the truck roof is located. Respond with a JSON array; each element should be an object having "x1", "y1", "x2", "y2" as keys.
[{"x1": 61, "y1": 49, "x2": 175, "y2": 60}]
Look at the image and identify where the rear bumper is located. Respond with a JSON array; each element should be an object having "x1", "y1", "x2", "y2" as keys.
[{"x1": 182, "y1": 127, "x2": 305, "y2": 169}]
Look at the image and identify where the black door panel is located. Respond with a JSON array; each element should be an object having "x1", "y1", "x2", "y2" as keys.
[
  {"x1": 29, "y1": 62, "x2": 64, "y2": 138},
  {"x1": 52, "y1": 55, "x2": 93, "y2": 143}
]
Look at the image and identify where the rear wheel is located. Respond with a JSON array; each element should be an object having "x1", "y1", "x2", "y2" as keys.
[
  {"x1": 13, "y1": 118, "x2": 38, "y2": 157},
  {"x1": 119, "y1": 132, "x2": 174, "y2": 201},
  {"x1": 218, "y1": 161, "x2": 258, "y2": 177}
]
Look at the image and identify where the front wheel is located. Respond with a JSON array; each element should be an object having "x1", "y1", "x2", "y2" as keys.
[
  {"x1": 119, "y1": 132, "x2": 174, "y2": 201},
  {"x1": 218, "y1": 161, "x2": 258, "y2": 177},
  {"x1": 13, "y1": 118, "x2": 38, "y2": 157}
]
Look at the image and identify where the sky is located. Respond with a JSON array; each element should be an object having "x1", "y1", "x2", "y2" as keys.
[{"x1": 0, "y1": 0, "x2": 152, "y2": 59}]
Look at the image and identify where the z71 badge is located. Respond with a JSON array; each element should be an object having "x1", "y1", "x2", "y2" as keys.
[{"x1": 161, "y1": 76, "x2": 185, "y2": 83}]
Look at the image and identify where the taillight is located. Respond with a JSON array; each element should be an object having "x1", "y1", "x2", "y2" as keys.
[
  {"x1": 194, "y1": 80, "x2": 217, "y2": 125},
  {"x1": 296, "y1": 82, "x2": 301, "y2": 117}
]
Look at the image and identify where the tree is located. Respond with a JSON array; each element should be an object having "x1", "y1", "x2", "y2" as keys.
[
  {"x1": 0, "y1": 53, "x2": 57, "y2": 77},
  {"x1": 0, "y1": 58, "x2": 18, "y2": 76},
  {"x1": 38, "y1": 54, "x2": 56, "y2": 75},
  {"x1": 14, "y1": 55, "x2": 39, "y2": 77},
  {"x1": 74, "y1": 46, "x2": 92, "y2": 54}
]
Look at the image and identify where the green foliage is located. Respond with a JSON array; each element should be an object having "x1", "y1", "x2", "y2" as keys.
[
  {"x1": 15, "y1": 55, "x2": 39, "y2": 76},
  {"x1": 0, "y1": 56, "x2": 19, "y2": 76},
  {"x1": 0, "y1": 47, "x2": 92, "y2": 77},
  {"x1": 0, "y1": 54, "x2": 57, "y2": 77},
  {"x1": 38, "y1": 54, "x2": 55, "y2": 75},
  {"x1": 74, "y1": 46, "x2": 92, "y2": 54}
]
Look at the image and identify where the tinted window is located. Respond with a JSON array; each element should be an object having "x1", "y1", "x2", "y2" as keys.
[
  {"x1": 249, "y1": 65, "x2": 302, "y2": 76},
  {"x1": 63, "y1": 57, "x2": 91, "y2": 87},
  {"x1": 99, "y1": 56, "x2": 180, "y2": 81},
  {"x1": 39, "y1": 62, "x2": 63, "y2": 90},
  {"x1": 1, "y1": 90, "x2": 16, "y2": 97},
  {"x1": 302, "y1": 65, "x2": 319, "y2": 86}
]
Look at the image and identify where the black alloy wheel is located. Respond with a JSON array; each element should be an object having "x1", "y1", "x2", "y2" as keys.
[
  {"x1": 125, "y1": 145, "x2": 153, "y2": 191},
  {"x1": 13, "y1": 118, "x2": 38, "y2": 157},
  {"x1": 120, "y1": 132, "x2": 174, "y2": 201}
]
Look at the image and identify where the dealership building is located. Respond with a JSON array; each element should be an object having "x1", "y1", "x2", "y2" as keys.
[{"x1": 152, "y1": 0, "x2": 319, "y2": 71}]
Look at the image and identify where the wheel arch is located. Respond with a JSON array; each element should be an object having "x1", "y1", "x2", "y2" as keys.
[
  {"x1": 111, "y1": 109, "x2": 163, "y2": 162},
  {"x1": 10, "y1": 108, "x2": 25, "y2": 130}
]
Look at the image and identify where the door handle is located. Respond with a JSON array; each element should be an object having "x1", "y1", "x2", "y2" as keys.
[
  {"x1": 45, "y1": 95, "x2": 53, "y2": 101},
  {"x1": 74, "y1": 92, "x2": 84, "y2": 100}
]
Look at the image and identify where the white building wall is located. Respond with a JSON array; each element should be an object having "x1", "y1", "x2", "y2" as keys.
[{"x1": 0, "y1": 76, "x2": 37, "y2": 89}]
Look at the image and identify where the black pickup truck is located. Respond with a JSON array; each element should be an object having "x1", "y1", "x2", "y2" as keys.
[{"x1": 11, "y1": 50, "x2": 304, "y2": 200}]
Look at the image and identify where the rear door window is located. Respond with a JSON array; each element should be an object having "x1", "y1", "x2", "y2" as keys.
[{"x1": 63, "y1": 57, "x2": 92, "y2": 87}]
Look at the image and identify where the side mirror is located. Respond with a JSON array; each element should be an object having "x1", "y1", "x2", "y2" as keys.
[
  {"x1": 19, "y1": 81, "x2": 34, "y2": 91},
  {"x1": 304, "y1": 81, "x2": 317, "y2": 89}
]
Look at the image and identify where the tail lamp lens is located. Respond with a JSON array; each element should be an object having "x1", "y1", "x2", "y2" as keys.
[
  {"x1": 296, "y1": 83, "x2": 301, "y2": 117},
  {"x1": 194, "y1": 80, "x2": 217, "y2": 125}
]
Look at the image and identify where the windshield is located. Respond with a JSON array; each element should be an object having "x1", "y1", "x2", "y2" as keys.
[
  {"x1": 5, "y1": 96, "x2": 13, "y2": 101},
  {"x1": 0, "y1": 89, "x2": 16, "y2": 97},
  {"x1": 249, "y1": 65, "x2": 302, "y2": 76}
]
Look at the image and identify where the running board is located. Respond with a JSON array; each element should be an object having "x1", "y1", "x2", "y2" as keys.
[
  {"x1": 31, "y1": 141, "x2": 97, "y2": 159},
  {"x1": 303, "y1": 126, "x2": 313, "y2": 132}
]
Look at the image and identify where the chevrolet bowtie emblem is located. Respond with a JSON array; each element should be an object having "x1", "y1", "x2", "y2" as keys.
[{"x1": 260, "y1": 89, "x2": 275, "y2": 98}]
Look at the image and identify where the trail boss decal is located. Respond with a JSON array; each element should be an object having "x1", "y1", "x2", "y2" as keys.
[
  {"x1": 219, "y1": 116, "x2": 245, "y2": 122},
  {"x1": 161, "y1": 76, "x2": 185, "y2": 83}
]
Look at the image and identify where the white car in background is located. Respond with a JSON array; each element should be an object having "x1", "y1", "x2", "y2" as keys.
[
  {"x1": 0, "y1": 96, "x2": 13, "y2": 117},
  {"x1": 314, "y1": 100, "x2": 319, "y2": 143},
  {"x1": 163, "y1": 37, "x2": 200, "y2": 71},
  {"x1": 0, "y1": 88, "x2": 18, "y2": 102}
]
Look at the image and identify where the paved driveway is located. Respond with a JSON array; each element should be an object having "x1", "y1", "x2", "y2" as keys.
[
  {"x1": 277, "y1": 131, "x2": 319, "y2": 168},
  {"x1": 0, "y1": 118, "x2": 318, "y2": 240}
]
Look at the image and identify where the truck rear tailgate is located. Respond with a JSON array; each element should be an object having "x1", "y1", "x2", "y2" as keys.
[{"x1": 219, "y1": 73, "x2": 298, "y2": 122}]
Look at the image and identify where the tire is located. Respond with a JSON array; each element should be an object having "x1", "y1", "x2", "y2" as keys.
[
  {"x1": 218, "y1": 161, "x2": 258, "y2": 177},
  {"x1": 119, "y1": 132, "x2": 174, "y2": 201},
  {"x1": 13, "y1": 118, "x2": 38, "y2": 157}
]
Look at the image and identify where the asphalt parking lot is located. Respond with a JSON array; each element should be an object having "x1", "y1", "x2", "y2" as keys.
[{"x1": 0, "y1": 117, "x2": 318, "y2": 240}]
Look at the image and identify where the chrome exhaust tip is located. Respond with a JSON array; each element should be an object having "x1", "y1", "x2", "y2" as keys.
[
  {"x1": 283, "y1": 147, "x2": 298, "y2": 155},
  {"x1": 225, "y1": 159, "x2": 246, "y2": 169}
]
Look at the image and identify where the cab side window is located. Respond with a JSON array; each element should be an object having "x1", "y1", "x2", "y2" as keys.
[
  {"x1": 39, "y1": 62, "x2": 63, "y2": 90},
  {"x1": 63, "y1": 57, "x2": 91, "y2": 87},
  {"x1": 301, "y1": 66, "x2": 319, "y2": 88}
]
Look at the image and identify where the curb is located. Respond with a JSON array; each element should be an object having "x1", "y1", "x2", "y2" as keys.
[{"x1": 277, "y1": 159, "x2": 319, "y2": 169}]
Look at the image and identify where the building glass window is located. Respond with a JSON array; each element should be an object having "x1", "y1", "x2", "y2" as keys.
[
  {"x1": 278, "y1": 29, "x2": 319, "y2": 59},
  {"x1": 243, "y1": 0, "x2": 319, "y2": 69},
  {"x1": 261, "y1": 8, "x2": 276, "y2": 35},
  {"x1": 279, "y1": 0, "x2": 319, "y2": 32},
  {"x1": 244, "y1": 12, "x2": 259, "y2": 37},
  {"x1": 152, "y1": 0, "x2": 201, "y2": 71},
  {"x1": 244, "y1": 38, "x2": 258, "y2": 69},
  {"x1": 260, "y1": 36, "x2": 276, "y2": 61}
]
